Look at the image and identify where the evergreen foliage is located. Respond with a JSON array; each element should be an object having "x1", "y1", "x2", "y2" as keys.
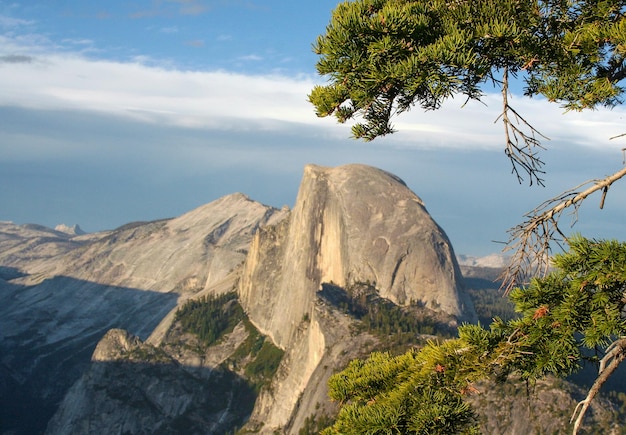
[
  {"x1": 244, "y1": 339, "x2": 284, "y2": 385},
  {"x1": 327, "y1": 281, "x2": 456, "y2": 348},
  {"x1": 175, "y1": 293, "x2": 284, "y2": 397},
  {"x1": 309, "y1": 0, "x2": 626, "y2": 140},
  {"x1": 174, "y1": 292, "x2": 244, "y2": 348},
  {"x1": 310, "y1": 3, "x2": 626, "y2": 431},
  {"x1": 323, "y1": 237, "x2": 626, "y2": 433},
  {"x1": 225, "y1": 317, "x2": 285, "y2": 393}
]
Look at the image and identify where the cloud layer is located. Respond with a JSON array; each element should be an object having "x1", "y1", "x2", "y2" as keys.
[{"x1": 1, "y1": 46, "x2": 624, "y2": 154}]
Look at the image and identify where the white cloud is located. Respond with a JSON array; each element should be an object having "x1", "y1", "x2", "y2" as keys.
[
  {"x1": 0, "y1": 45, "x2": 623, "y2": 154},
  {"x1": 0, "y1": 14, "x2": 33, "y2": 29},
  {"x1": 238, "y1": 54, "x2": 263, "y2": 61},
  {"x1": 62, "y1": 38, "x2": 94, "y2": 45},
  {"x1": 0, "y1": 52, "x2": 323, "y2": 128}
]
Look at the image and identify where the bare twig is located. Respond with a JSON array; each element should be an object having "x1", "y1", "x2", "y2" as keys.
[
  {"x1": 500, "y1": 165, "x2": 626, "y2": 293},
  {"x1": 498, "y1": 67, "x2": 549, "y2": 186},
  {"x1": 570, "y1": 337, "x2": 626, "y2": 435}
]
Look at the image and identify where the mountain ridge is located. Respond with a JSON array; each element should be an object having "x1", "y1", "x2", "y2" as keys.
[{"x1": 4, "y1": 164, "x2": 614, "y2": 435}]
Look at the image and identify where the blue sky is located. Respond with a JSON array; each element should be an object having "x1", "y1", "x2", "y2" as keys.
[{"x1": 1, "y1": 0, "x2": 625, "y2": 256}]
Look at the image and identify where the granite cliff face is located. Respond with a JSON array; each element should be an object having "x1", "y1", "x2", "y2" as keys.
[
  {"x1": 237, "y1": 163, "x2": 475, "y2": 431},
  {"x1": 0, "y1": 193, "x2": 288, "y2": 435},
  {"x1": 1, "y1": 164, "x2": 479, "y2": 434},
  {"x1": 240, "y1": 163, "x2": 474, "y2": 348}
]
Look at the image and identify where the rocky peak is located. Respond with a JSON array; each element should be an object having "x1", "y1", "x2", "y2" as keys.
[
  {"x1": 91, "y1": 329, "x2": 142, "y2": 362},
  {"x1": 237, "y1": 163, "x2": 476, "y2": 431},
  {"x1": 240, "y1": 163, "x2": 475, "y2": 348},
  {"x1": 54, "y1": 224, "x2": 86, "y2": 236},
  {"x1": 0, "y1": 195, "x2": 289, "y2": 435}
]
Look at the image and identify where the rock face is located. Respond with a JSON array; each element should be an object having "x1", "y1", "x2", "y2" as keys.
[
  {"x1": 54, "y1": 224, "x2": 86, "y2": 236},
  {"x1": 238, "y1": 163, "x2": 475, "y2": 431},
  {"x1": 45, "y1": 328, "x2": 256, "y2": 435},
  {"x1": 1, "y1": 164, "x2": 479, "y2": 435},
  {"x1": 0, "y1": 194, "x2": 288, "y2": 435},
  {"x1": 240, "y1": 163, "x2": 474, "y2": 348}
]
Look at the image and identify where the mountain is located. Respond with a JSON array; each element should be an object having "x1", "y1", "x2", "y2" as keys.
[
  {"x1": 0, "y1": 193, "x2": 288, "y2": 435},
  {"x1": 457, "y1": 253, "x2": 510, "y2": 268},
  {"x1": 33, "y1": 163, "x2": 474, "y2": 434},
  {"x1": 54, "y1": 224, "x2": 86, "y2": 236},
  {"x1": 237, "y1": 163, "x2": 476, "y2": 431},
  {"x1": 2, "y1": 164, "x2": 620, "y2": 434}
]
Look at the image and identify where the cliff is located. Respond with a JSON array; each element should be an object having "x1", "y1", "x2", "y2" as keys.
[
  {"x1": 0, "y1": 193, "x2": 288, "y2": 435},
  {"x1": 240, "y1": 164, "x2": 474, "y2": 349},
  {"x1": 3, "y1": 163, "x2": 503, "y2": 435},
  {"x1": 237, "y1": 163, "x2": 475, "y2": 431},
  {"x1": 5, "y1": 163, "x2": 622, "y2": 435}
]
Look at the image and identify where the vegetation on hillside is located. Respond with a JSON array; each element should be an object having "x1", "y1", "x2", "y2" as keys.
[
  {"x1": 466, "y1": 279, "x2": 518, "y2": 326},
  {"x1": 227, "y1": 317, "x2": 284, "y2": 393},
  {"x1": 174, "y1": 292, "x2": 284, "y2": 396},
  {"x1": 175, "y1": 292, "x2": 244, "y2": 348},
  {"x1": 320, "y1": 281, "x2": 456, "y2": 354}
]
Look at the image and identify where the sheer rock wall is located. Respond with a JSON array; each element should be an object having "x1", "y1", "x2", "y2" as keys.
[{"x1": 238, "y1": 164, "x2": 476, "y2": 431}]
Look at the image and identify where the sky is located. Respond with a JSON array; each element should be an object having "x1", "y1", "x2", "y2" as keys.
[{"x1": 1, "y1": 0, "x2": 625, "y2": 256}]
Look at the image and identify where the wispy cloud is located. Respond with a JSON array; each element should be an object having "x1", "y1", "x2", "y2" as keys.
[
  {"x1": 62, "y1": 38, "x2": 94, "y2": 46},
  {"x1": 238, "y1": 54, "x2": 262, "y2": 61},
  {"x1": 0, "y1": 21, "x2": 624, "y2": 156},
  {"x1": 0, "y1": 47, "x2": 624, "y2": 155},
  {"x1": 0, "y1": 14, "x2": 34, "y2": 29}
]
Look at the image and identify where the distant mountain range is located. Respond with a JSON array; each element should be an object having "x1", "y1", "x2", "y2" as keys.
[{"x1": 456, "y1": 253, "x2": 510, "y2": 268}]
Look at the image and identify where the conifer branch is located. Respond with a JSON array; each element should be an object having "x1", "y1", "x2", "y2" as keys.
[{"x1": 501, "y1": 165, "x2": 626, "y2": 293}]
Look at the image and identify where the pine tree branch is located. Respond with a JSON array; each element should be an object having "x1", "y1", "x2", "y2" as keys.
[
  {"x1": 570, "y1": 337, "x2": 626, "y2": 435},
  {"x1": 501, "y1": 165, "x2": 626, "y2": 293}
]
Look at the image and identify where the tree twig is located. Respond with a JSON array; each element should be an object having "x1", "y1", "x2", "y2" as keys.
[
  {"x1": 499, "y1": 67, "x2": 549, "y2": 186},
  {"x1": 500, "y1": 165, "x2": 626, "y2": 293}
]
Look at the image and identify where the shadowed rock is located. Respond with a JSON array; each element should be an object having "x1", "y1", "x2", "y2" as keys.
[
  {"x1": 0, "y1": 194, "x2": 288, "y2": 435},
  {"x1": 3, "y1": 164, "x2": 478, "y2": 434}
]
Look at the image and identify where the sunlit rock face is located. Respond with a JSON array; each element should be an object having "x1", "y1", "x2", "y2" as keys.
[
  {"x1": 240, "y1": 163, "x2": 475, "y2": 348},
  {"x1": 238, "y1": 163, "x2": 476, "y2": 432},
  {"x1": 2, "y1": 164, "x2": 477, "y2": 435}
]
